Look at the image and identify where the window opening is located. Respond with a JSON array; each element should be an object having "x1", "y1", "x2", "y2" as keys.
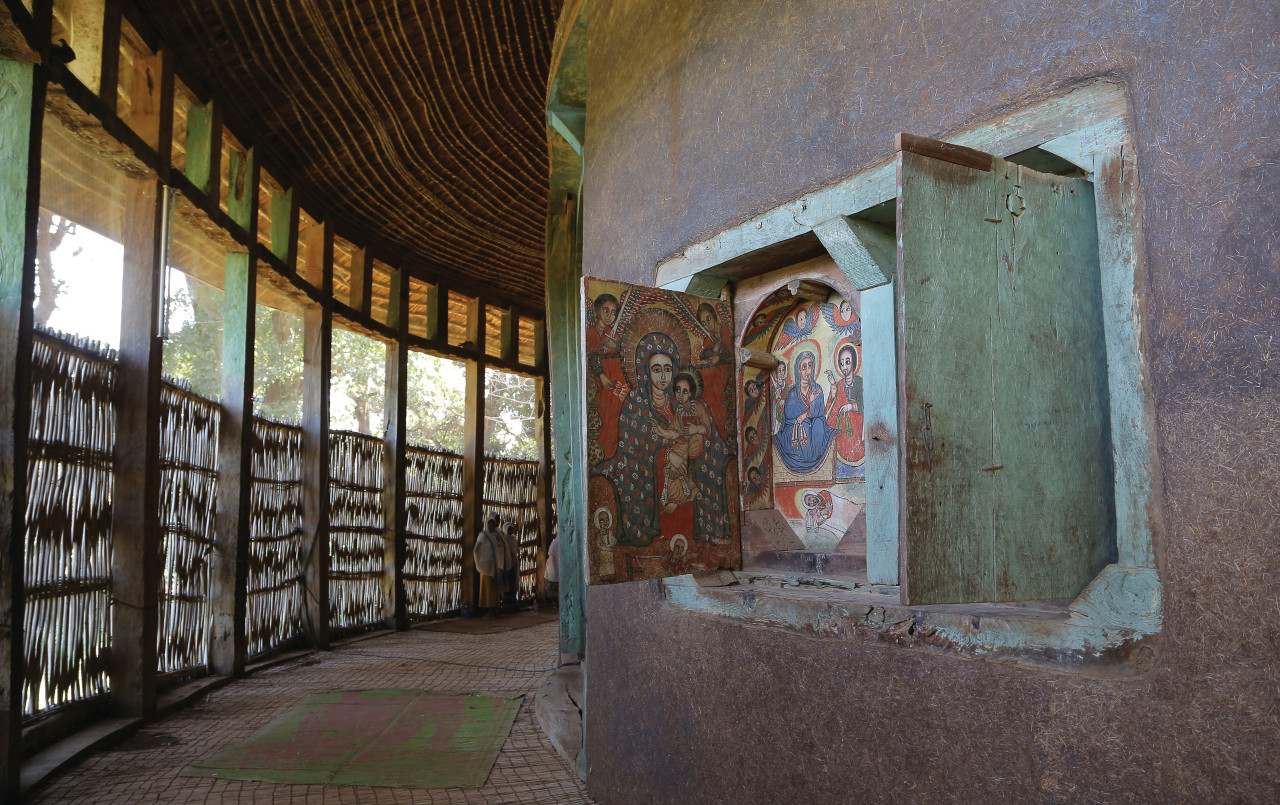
[
  {"x1": 36, "y1": 109, "x2": 127, "y2": 348},
  {"x1": 484, "y1": 367, "x2": 537, "y2": 460},
  {"x1": 330, "y1": 317, "x2": 387, "y2": 436},
  {"x1": 406, "y1": 350, "x2": 466, "y2": 453},
  {"x1": 161, "y1": 195, "x2": 227, "y2": 398}
]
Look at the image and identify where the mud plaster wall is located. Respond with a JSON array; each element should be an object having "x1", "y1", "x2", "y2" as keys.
[{"x1": 581, "y1": 0, "x2": 1280, "y2": 801}]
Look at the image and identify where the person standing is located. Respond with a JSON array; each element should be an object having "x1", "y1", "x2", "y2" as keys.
[
  {"x1": 544, "y1": 531, "x2": 560, "y2": 606},
  {"x1": 473, "y1": 513, "x2": 508, "y2": 616},
  {"x1": 500, "y1": 521, "x2": 521, "y2": 611}
]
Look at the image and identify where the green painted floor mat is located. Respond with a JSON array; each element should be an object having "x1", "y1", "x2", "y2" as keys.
[{"x1": 182, "y1": 690, "x2": 522, "y2": 788}]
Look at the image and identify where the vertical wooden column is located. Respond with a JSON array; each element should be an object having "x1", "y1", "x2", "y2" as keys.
[
  {"x1": 110, "y1": 174, "x2": 165, "y2": 715},
  {"x1": 0, "y1": 56, "x2": 45, "y2": 801},
  {"x1": 535, "y1": 371, "x2": 553, "y2": 601},
  {"x1": 209, "y1": 250, "x2": 256, "y2": 675},
  {"x1": 460, "y1": 309, "x2": 487, "y2": 613},
  {"x1": 209, "y1": 134, "x2": 258, "y2": 673},
  {"x1": 545, "y1": 194, "x2": 586, "y2": 660},
  {"x1": 109, "y1": 28, "x2": 170, "y2": 713},
  {"x1": 381, "y1": 268, "x2": 409, "y2": 630},
  {"x1": 301, "y1": 222, "x2": 333, "y2": 647}
]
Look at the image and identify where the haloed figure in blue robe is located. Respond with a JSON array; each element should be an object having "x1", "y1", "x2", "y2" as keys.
[{"x1": 774, "y1": 350, "x2": 836, "y2": 474}]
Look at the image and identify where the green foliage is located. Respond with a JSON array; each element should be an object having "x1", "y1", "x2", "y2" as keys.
[
  {"x1": 162, "y1": 275, "x2": 223, "y2": 399},
  {"x1": 160, "y1": 277, "x2": 534, "y2": 460},
  {"x1": 331, "y1": 326, "x2": 386, "y2": 434},
  {"x1": 484, "y1": 368, "x2": 537, "y2": 460},
  {"x1": 407, "y1": 351, "x2": 466, "y2": 452},
  {"x1": 254, "y1": 307, "x2": 305, "y2": 422}
]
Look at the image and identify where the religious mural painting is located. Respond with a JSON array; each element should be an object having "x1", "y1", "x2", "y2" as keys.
[
  {"x1": 740, "y1": 285, "x2": 866, "y2": 551},
  {"x1": 583, "y1": 278, "x2": 740, "y2": 584}
]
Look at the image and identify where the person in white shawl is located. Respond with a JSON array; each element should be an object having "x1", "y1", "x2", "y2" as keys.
[{"x1": 474, "y1": 513, "x2": 509, "y2": 613}]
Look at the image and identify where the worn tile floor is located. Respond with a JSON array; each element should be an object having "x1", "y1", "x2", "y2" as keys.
[{"x1": 32, "y1": 620, "x2": 593, "y2": 804}]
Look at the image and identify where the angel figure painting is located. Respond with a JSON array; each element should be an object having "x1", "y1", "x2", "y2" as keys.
[
  {"x1": 583, "y1": 278, "x2": 741, "y2": 585},
  {"x1": 738, "y1": 284, "x2": 866, "y2": 549}
]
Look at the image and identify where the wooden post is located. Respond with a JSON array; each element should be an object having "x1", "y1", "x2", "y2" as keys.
[
  {"x1": 301, "y1": 222, "x2": 333, "y2": 648},
  {"x1": 350, "y1": 246, "x2": 371, "y2": 317},
  {"x1": 545, "y1": 193, "x2": 586, "y2": 660},
  {"x1": 460, "y1": 310, "x2": 487, "y2": 613},
  {"x1": 270, "y1": 186, "x2": 297, "y2": 268},
  {"x1": 110, "y1": 174, "x2": 165, "y2": 715},
  {"x1": 183, "y1": 98, "x2": 217, "y2": 196},
  {"x1": 0, "y1": 56, "x2": 45, "y2": 802},
  {"x1": 426, "y1": 281, "x2": 444, "y2": 343},
  {"x1": 381, "y1": 268, "x2": 409, "y2": 630},
  {"x1": 535, "y1": 373, "x2": 553, "y2": 601}
]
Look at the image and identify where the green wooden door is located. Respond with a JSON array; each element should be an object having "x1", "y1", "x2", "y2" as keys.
[{"x1": 897, "y1": 135, "x2": 1114, "y2": 605}]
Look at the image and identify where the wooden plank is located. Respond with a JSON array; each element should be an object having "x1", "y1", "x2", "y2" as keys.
[
  {"x1": 896, "y1": 132, "x2": 994, "y2": 173},
  {"x1": 301, "y1": 302, "x2": 332, "y2": 649},
  {"x1": 535, "y1": 374, "x2": 553, "y2": 600},
  {"x1": 349, "y1": 245, "x2": 370, "y2": 317},
  {"x1": 812, "y1": 215, "x2": 891, "y2": 290},
  {"x1": 499, "y1": 306, "x2": 515, "y2": 362},
  {"x1": 110, "y1": 174, "x2": 165, "y2": 714},
  {"x1": 460, "y1": 355, "x2": 485, "y2": 613},
  {"x1": 990, "y1": 160, "x2": 1113, "y2": 600},
  {"x1": 269, "y1": 185, "x2": 296, "y2": 267},
  {"x1": 209, "y1": 252, "x2": 255, "y2": 675},
  {"x1": 861, "y1": 280, "x2": 898, "y2": 585},
  {"x1": 0, "y1": 56, "x2": 43, "y2": 802},
  {"x1": 425, "y1": 281, "x2": 442, "y2": 342},
  {"x1": 98, "y1": 0, "x2": 122, "y2": 114},
  {"x1": 897, "y1": 150, "x2": 998, "y2": 605},
  {"x1": 225, "y1": 145, "x2": 256, "y2": 232},
  {"x1": 183, "y1": 99, "x2": 215, "y2": 194},
  {"x1": 545, "y1": 192, "x2": 585, "y2": 659},
  {"x1": 381, "y1": 268, "x2": 409, "y2": 630}
]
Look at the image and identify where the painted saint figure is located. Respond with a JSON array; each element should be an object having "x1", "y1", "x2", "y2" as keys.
[
  {"x1": 824, "y1": 343, "x2": 865, "y2": 467},
  {"x1": 773, "y1": 350, "x2": 837, "y2": 475},
  {"x1": 587, "y1": 294, "x2": 629, "y2": 460},
  {"x1": 694, "y1": 303, "x2": 732, "y2": 434},
  {"x1": 601, "y1": 333, "x2": 732, "y2": 547}
]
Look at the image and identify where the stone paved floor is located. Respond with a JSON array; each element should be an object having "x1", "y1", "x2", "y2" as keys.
[{"x1": 32, "y1": 620, "x2": 593, "y2": 804}]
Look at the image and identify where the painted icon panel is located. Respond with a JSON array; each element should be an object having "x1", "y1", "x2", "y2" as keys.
[
  {"x1": 741, "y1": 285, "x2": 866, "y2": 552},
  {"x1": 583, "y1": 278, "x2": 741, "y2": 585}
]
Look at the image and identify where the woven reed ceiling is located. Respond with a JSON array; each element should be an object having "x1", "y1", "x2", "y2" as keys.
[{"x1": 136, "y1": 0, "x2": 561, "y2": 304}]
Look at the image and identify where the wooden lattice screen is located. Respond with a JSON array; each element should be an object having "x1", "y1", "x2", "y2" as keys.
[
  {"x1": 482, "y1": 457, "x2": 541, "y2": 600},
  {"x1": 23, "y1": 328, "x2": 116, "y2": 718},
  {"x1": 247, "y1": 416, "x2": 305, "y2": 657},
  {"x1": 156, "y1": 381, "x2": 220, "y2": 676},
  {"x1": 328, "y1": 430, "x2": 385, "y2": 629},
  {"x1": 404, "y1": 447, "x2": 464, "y2": 617}
]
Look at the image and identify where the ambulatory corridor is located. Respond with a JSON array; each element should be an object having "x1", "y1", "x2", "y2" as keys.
[{"x1": 29, "y1": 620, "x2": 591, "y2": 804}]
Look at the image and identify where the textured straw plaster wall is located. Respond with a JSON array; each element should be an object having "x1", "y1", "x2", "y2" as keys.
[{"x1": 582, "y1": 0, "x2": 1280, "y2": 802}]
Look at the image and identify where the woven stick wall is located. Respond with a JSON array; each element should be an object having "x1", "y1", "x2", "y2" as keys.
[
  {"x1": 247, "y1": 416, "x2": 305, "y2": 657},
  {"x1": 482, "y1": 457, "x2": 541, "y2": 600},
  {"x1": 156, "y1": 381, "x2": 220, "y2": 676},
  {"x1": 23, "y1": 328, "x2": 116, "y2": 718},
  {"x1": 328, "y1": 431, "x2": 386, "y2": 629},
  {"x1": 404, "y1": 447, "x2": 464, "y2": 617}
]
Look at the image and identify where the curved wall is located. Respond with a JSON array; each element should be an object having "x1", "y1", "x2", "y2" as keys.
[{"x1": 581, "y1": 1, "x2": 1279, "y2": 801}]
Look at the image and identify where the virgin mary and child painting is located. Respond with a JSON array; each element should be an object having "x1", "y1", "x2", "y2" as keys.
[{"x1": 583, "y1": 279, "x2": 740, "y2": 585}]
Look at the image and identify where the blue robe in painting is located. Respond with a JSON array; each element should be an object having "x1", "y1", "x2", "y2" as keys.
[{"x1": 774, "y1": 383, "x2": 836, "y2": 474}]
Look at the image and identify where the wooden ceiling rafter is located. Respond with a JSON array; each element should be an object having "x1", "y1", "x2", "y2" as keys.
[{"x1": 134, "y1": 0, "x2": 559, "y2": 303}]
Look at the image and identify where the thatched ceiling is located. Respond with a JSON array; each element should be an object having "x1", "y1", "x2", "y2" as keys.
[{"x1": 135, "y1": 0, "x2": 560, "y2": 305}]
